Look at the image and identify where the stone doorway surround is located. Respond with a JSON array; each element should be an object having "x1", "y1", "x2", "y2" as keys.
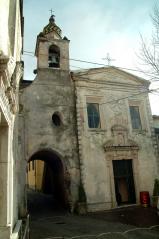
[{"x1": 104, "y1": 125, "x2": 139, "y2": 208}]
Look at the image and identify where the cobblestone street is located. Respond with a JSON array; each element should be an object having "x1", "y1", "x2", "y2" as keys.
[{"x1": 28, "y1": 191, "x2": 159, "y2": 239}]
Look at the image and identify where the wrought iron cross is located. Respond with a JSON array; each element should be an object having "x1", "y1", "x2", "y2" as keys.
[{"x1": 102, "y1": 53, "x2": 116, "y2": 66}]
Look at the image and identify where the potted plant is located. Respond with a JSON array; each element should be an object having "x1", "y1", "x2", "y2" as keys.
[
  {"x1": 75, "y1": 182, "x2": 87, "y2": 215},
  {"x1": 152, "y1": 179, "x2": 159, "y2": 207}
]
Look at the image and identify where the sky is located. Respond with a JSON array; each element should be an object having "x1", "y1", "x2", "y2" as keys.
[{"x1": 23, "y1": 0, "x2": 159, "y2": 115}]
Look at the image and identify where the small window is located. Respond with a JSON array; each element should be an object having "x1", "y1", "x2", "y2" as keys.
[
  {"x1": 48, "y1": 45, "x2": 60, "y2": 68},
  {"x1": 32, "y1": 161, "x2": 35, "y2": 170},
  {"x1": 129, "y1": 106, "x2": 142, "y2": 130},
  {"x1": 28, "y1": 162, "x2": 30, "y2": 171},
  {"x1": 52, "y1": 113, "x2": 61, "y2": 126},
  {"x1": 87, "y1": 103, "x2": 100, "y2": 128}
]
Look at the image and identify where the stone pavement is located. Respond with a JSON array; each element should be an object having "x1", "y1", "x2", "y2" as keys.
[
  {"x1": 28, "y1": 191, "x2": 159, "y2": 239},
  {"x1": 29, "y1": 213, "x2": 159, "y2": 239}
]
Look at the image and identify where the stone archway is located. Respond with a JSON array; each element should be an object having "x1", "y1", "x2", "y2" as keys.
[{"x1": 27, "y1": 149, "x2": 70, "y2": 213}]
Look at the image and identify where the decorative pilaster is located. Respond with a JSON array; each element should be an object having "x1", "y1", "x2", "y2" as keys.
[{"x1": 0, "y1": 55, "x2": 23, "y2": 115}]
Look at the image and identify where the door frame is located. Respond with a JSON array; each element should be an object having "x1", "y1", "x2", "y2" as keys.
[
  {"x1": 105, "y1": 149, "x2": 139, "y2": 207},
  {"x1": 112, "y1": 159, "x2": 136, "y2": 205}
]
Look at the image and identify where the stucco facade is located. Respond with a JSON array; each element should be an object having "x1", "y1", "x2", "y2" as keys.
[
  {"x1": 0, "y1": 0, "x2": 24, "y2": 238},
  {"x1": 72, "y1": 67, "x2": 158, "y2": 211}
]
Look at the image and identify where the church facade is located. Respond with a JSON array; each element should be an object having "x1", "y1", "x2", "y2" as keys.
[
  {"x1": 72, "y1": 67, "x2": 158, "y2": 211},
  {"x1": 20, "y1": 16, "x2": 158, "y2": 213}
]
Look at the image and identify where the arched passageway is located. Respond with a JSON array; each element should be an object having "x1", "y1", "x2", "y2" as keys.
[{"x1": 27, "y1": 149, "x2": 69, "y2": 216}]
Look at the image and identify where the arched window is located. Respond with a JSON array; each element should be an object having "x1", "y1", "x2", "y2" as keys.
[
  {"x1": 48, "y1": 45, "x2": 60, "y2": 68},
  {"x1": 87, "y1": 103, "x2": 100, "y2": 128}
]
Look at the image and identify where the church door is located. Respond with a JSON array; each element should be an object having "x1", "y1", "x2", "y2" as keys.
[{"x1": 113, "y1": 159, "x2": 136, "y2": 205}]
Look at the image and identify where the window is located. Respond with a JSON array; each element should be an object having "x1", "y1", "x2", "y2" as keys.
[
  {"x1": 52, "y1": 113, "x2": 61, "y2": 126},
  {"x1": 129, "y1": 106, "x2": 142, "y2": 130},
  {"x1": 87, "y1": 103, "x2": 100, "y2": 128},
  {"x1": 48, "y1": 45, "x2": 60, "y2": 68},
  {"x1": 155, "y1": 128, "x2": 159, "y2": 142},
  {"x1": 32, "y1": 161, "x2": 35, "y2": 170},
  {"x1": 28, "y1": 162, "x2": 30, "y2": 171}
]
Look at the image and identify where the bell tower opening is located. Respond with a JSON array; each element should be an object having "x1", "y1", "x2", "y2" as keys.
[{"x1": 48, "y1": 45, "x2": 60, "y2": 68}]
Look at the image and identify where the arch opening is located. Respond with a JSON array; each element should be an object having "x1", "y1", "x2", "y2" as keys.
[
  {"x1": 27, "y1": 149, "x2": 69, "y2": 214},
  {"x1": 48, "y1": 45, "x2": 60, "y2": 68}
]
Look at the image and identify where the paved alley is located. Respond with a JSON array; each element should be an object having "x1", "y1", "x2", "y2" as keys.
[{"x1": 28, "y1": 191, "x2": 159, "y2": 239}]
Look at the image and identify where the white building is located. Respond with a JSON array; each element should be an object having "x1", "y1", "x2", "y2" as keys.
[{"x1": 0, "y1": 0, "x2": 24, "y2": 238}]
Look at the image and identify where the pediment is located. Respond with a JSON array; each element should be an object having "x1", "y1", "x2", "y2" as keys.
[
  {"x1": 104, "y1": 139, "x2": 139, "y2": 152},
  {"x1": 104, "y1": 124, "x2": 139, "y2": 151},
  {"x1": 74, "y1": 66, "x2": 150, "y2": 87}
]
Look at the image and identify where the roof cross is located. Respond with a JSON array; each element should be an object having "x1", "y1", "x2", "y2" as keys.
[
  {"x1": 49, "y1": 9, "x2": 54, "y2": 16},
  {"x1": 102, "y1": 53, "x2": 116, "y2": 66}
]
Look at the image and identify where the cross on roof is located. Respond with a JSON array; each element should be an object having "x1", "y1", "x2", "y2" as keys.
[
  {"x1": 102, "y1": 53, "x2": 116, "y2": 66},
  {"x1": 49, "y1": 9, "x2": 54, "y2": 16}
]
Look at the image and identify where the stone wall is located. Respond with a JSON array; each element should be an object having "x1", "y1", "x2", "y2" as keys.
[{"x1": 19, "y1": 68, "x2": 80, "y2": 209}]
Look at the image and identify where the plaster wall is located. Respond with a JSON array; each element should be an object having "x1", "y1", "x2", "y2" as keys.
[
  {"x1": 0, "y1": 0, "x2": 9, "y2": 55},
  {"x1": 37, "y1": 39, "x2": 69, "y2": 71},
  {"x1": 28, "y1": 160, "x2": 44, "y2": 191}
]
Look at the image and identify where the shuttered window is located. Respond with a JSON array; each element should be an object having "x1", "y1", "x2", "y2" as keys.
[
  {"x1": 87, "y1": 103, "x2": 100, "y2": 128},
  {"x1": 129, "y1": 106, "x2": 142, "y2": 129}
]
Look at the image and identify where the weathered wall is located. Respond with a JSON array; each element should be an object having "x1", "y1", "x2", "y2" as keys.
[
  {"x1": 20, "y1": 68, "x2": 80, "y2": 207},
  {"x1": 74, "y1": 67, "x2": 158, "y2": 212}
]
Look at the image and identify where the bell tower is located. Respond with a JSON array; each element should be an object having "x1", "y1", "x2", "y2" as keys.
[
  {"x1": 20, "y1": 15, "x2": 79, "y2": 211},
  {"x1": 35, "y1": 15, "x2": 69, "y2": 71}
]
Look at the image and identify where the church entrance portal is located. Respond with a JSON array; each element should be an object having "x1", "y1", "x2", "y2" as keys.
[
  {"x1": 113, "y1": 160, "x2": 136, "y2": 205},
  {"x1": 27, "y1": 150, "x2": 69, "y2": 214}
]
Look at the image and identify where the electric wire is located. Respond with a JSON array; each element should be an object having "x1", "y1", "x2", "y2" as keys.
[
  {"x1": 23, "y1": 50, "x2": 159, "y2": 81},
  {"x1": 75, "y1": 88, "x2": 159, "y2": 110},
  {"x1": 22, "y1": 53, "x2": 159, "y2": 109},
  {"x1": 22, "y1": 50, "x2": 159, "y2": 111}
]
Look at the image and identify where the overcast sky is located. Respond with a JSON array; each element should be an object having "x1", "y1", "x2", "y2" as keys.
[{"x1": 23, "y1": 0, "x2": 159, "y2": 115}]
